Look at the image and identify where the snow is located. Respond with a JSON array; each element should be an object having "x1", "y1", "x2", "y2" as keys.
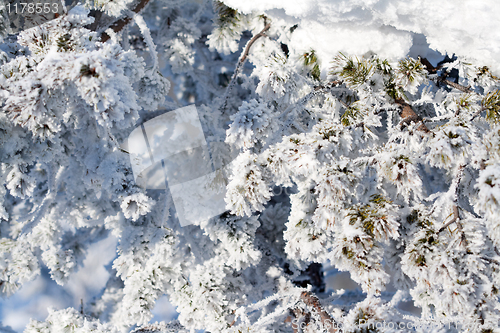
[
  {"x1": 0, "y1": 235, "x2": 117, "y2": 332},
  {"x1": 222, "y1": 0, "x2": 500, "y2": 74},
  {"x1": 2, "y1": 0, "x2": 500, "y2": 331}
]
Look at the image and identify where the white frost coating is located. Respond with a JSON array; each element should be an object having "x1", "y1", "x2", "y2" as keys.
[
  {"x1": 130, "y1": 11, "x2": 159, "y2": 73},
  {"x1": 4, "y1": 1, "x2": 500, "y2": 331},
  {"x1": 127, "y1": 105, "x2": 235, "y2": 226},
  {"x1": 221, "y1": 0, "x2": 500, "y2": 74},
  {"x1": 127, "y1": 105, "x2": 207, "y2": 185}
]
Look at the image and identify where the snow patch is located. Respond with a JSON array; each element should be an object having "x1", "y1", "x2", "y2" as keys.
[{"x1": 222, "y1": 0, "x2": 500, "y2": 74}]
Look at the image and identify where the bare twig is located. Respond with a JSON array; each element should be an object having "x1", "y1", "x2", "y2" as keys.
[
  {"x1": 420, "y1": 57, "x2": 441, "y2": 75},
  {"x1": 220, "y1": 20, "x2": 271, "y2": 112},
  {"x1": 299, "y1": 291, "x2": 339, "y2": 333},
  {"x1": 395, "y1": 98, "x2": 430, "y2": 133},
  {"x1": 438, "y1": 165, "x2": 465, "y2": 236},
  {"x1": 313, "y1": 81, "x2": 338, "y2": 91},
  {"x1": 431, "y1": 76, "x2": 472, "y2": 93},
  {"x1": 437, "y1": 206, "x2": 469, "y2": 249},
  {"x1": 453, "y1": 166, "x2": 470, "y2": 251},
  {"x1": 86, "y1": 10, "x2": 103, "y2": 32},
  {"x1": 336, "y1": 98, "x2": 349, "y2": 109},
  {"x1": 438, "y1": 205, "x2": 460, "y2": 234},
  {"x1": 455, "y1": 217, "x2": 469, "y2": 250},
  {"x1": 315, "y1": 80, "x2": 349, "y2": 108},
  {"x1": 240, "y1": 23, "x2": 271, "y2": 64},
  {"x1": 374, "y1": 106, "x2": 401, "y2": 115},
  {"x1": 421, "y1": 57, "x2": 472, "y2": 93},
  {"x1": 481, "y1": 256, "x2": 500, "y2": 265}
]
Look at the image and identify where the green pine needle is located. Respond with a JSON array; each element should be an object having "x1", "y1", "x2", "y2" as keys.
[
  {"x1": 482, "y1": 90, "x2": 500, "y2": 124},
  {"x1": 302, "y1": 50, "x2": 321, "y2": 81},
  {"x1": 330, "y1": 52, "x2": 374, "y2": 88}
]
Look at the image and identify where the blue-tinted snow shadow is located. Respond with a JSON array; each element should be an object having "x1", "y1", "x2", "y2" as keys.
[{"x1": 0, "y1": 235, "x2": 117, "y2": 332}]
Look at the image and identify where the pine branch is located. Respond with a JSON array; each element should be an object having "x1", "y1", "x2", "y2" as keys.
[
  {"x1": 21, "y1": 164, "x2": 66, "y2": 235},
  {"x1": 286, "y1": 291, "x2": 339, "y2": 332},
  {"x1": 437, "y1": 205, "x2": 460, "y2": 234},
  {"x1": 395, "y1": 98, "x2": 430, "y2": 133},
  {"x1": 432, "y1": 76, "x2": 472, "y2": 93},
  {"x1": 300, "y1": 291, "x2": 339, "y2": 333},
  {"x1": 420, "y1": 57, "x2": 441, "y2": 75},
  {"x1": 481, "y1": 256, "x2": 500, "y2": 265},
  {"x1": 437, "y1": 165, "x2": 470, "y2": 251},
  {"x1": 421, "y1": 57, "x2": 472, "y2": 93},
  {"x1": 220, "y1": 19, "x2": 271, "y2": 112},
  {"x1": 470, "y1": 106, "x2": 486, "y2": 121},
  {"x1": 278, "y1": 80, "x2": 343, "y2": 121},
  {"x1": 97, "y1": 0, "x2": 153, "y2": 42}
]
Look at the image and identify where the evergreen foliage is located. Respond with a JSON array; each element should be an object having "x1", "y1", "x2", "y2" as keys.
[{"x1": 0, "y1": 1, "x2": 499, "y2": 332}]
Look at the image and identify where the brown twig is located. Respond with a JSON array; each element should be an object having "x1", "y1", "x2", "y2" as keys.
[
  {"x1": 313, "y1": 80, "x2": 341, "y2": 91},
  {"x1": 98, "y1": 0, "x2": 153, "y2": 42},
  {"x1": 374, "y1": 106, "x2": 401, "y2": 115},
  {"x1": 437, "y1": 205, "x2": 470, "y2": 250},
  {"x1": 434, "y1": 76, "x2": 472, "y2": 93},
  {"x1": 220, "y1": 20, "x2": 271, "y2": 112},
  {"x1": 240, "y1": 22, "x2": 271, "y2": 63},
  {"x1": 291, "y1": 307, "x2": 311, "y2": 332},
  {"x1": 438, "y1": 205, "x2": 460, "y2": 234},
  {"x1": 86, "y1": 10, "x2": 103, "y2": 32},
  {"x1": 455, "y1": 218, "x2": 469, "y2": 250},
  {"x1": 299, "y1": 291, "x2": 339, "y2": 333},
  {"x1": 420, "y1": 57, "x2": 441, "y2": 75},
  {"x1": 285, "y1": 313, "x2": 300, "y2": 333},
  {"x1": 421, "y1": 57, "x2": 472, "y2": 93},
  {"x1": 395, "y1": 98, "x2": 430, "y2": 133}
]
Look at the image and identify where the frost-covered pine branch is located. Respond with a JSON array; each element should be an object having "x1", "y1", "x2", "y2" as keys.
[{"x1": 1, "y1": 0, "x2": 500, "y2": 332}]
